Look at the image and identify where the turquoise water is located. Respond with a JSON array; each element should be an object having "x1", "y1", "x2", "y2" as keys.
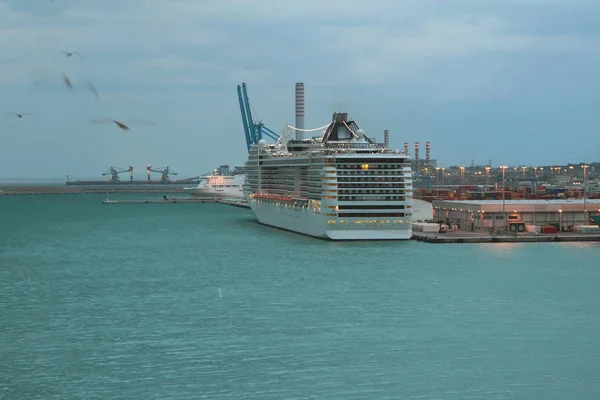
[{"x1": 2, "y1": 194, "x2": 600, "y2": 399}]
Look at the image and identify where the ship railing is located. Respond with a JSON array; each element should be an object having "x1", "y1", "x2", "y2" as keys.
[
  {"x1": 324, "y1": 143, "x2": 386, "y2": 149},
  {"x1": 323, "y1": 143, "x2": 409, "y2": 154}
]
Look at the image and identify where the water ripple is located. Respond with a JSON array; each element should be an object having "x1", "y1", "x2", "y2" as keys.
[{"x1": 1, "y1": 195, "x2": 600, "y2": 399}]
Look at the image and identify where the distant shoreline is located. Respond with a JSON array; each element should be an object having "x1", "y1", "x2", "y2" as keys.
[
  {"x1": 0, "y1": 185, "x2": 188, "y2": 195},
  {"x1": 0, "y1": 178, "x2": 91, "y2": 185}
]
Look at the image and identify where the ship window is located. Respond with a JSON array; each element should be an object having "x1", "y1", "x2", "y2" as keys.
[{"x1": 339, "y1": 213, "x2": 405, "y2": 218}]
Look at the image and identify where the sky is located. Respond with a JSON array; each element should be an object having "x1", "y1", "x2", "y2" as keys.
[{"x1": 1, "y1": 0, "x2": 599, "y2": 179}]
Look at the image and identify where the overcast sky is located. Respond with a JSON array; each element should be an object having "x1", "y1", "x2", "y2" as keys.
[{"x1": 1, "y1": 0, "x2": 599, "y2": 179}]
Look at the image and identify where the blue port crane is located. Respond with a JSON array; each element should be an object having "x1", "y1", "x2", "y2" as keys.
[{"x1": 237, "y1": 82, "x2": 279, "y2": 152}]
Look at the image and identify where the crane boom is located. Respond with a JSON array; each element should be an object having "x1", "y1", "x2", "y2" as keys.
[
  {"x1": 241, "y1": 83, "x2": 257, "y2": 145},
  {"x1": 260, "y1": 124, "x2": 280, "y2": 141},
  {"x1": 237, "y1": 82, "x2": 280, "y2": 151},
  {"x1": 256, "y1": 123, "x2": 279, "y2": 141},
  {"x1": 237, "y1": 84, "x2": 252, "y2": 152},
  {"x1": 101, "y1": 166, "x2": 129, "y2": 183}
]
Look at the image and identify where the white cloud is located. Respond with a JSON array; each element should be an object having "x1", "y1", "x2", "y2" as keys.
[
  {"x1": 308, "y1": 14, "x2": 596, "y2": 98},
  {"x1": 1, "y1": 0, "x2": 600, "y2": 177},
  {"x1": 132, "y1": 55, "x2": 214, "y2": 71},
  {"x1": 0, "y1": 1, "x2": 232, "y2": 86},
  {"x1": 319, "y1": 16, "x2": 585, "y2": 64},
  {"x1": 1, "y1": 0, "x2": 595, "y2": 92},
  {"x1": 127, "y1": 0, "x2": 428, "y2": 23}
]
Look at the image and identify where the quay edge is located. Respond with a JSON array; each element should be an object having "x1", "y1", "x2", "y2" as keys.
[{"x1": 411, "y1": 231, "x2": 600, "y2": 244}]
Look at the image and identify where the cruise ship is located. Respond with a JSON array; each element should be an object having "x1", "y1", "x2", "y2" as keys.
[
  {"x1": 184, "y1": 165, "x2": 245, "y2": 199},
  {"x1": 243, "y1": 112, "x2": 413, "y2": 240}
]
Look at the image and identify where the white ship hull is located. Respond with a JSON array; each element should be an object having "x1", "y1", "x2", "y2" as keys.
[
  {"x1": 242, "y1": 112, "x2": 414, "y2": 241},
  {"x1": 184, "y1": 172, "x2": 245, "y2": 199},
  {"x1": 248, "y1": 198, "x2": 412, "y2": 240}
]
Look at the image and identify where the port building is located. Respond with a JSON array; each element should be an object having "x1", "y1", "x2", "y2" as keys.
[
  {"x1": 413, "y1": 199, "x2": 434, "y2": 222},
  {"x1": 432, "y1": 199, "x2": 600, "y2": 233}
]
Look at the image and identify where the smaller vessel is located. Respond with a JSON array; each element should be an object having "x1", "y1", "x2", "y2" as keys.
[
  {"x1": 591, "y1": 215, "x2": 600, "y2": 228},
  {"x1": 184, "y1": 165, "x2": 245, "y2": 199}
]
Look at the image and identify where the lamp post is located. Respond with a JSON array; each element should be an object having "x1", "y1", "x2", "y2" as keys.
[
  {"x1": 501, "y1": 166, "x2": 507, "y2": 232},
  {"x1": 583, "y1": 164, "x2": 589, "y2": 223}
]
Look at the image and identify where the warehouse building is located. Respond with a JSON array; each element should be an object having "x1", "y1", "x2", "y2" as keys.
[{"x1": 431, "y1": 199, "x2": 600, "y2": 233}]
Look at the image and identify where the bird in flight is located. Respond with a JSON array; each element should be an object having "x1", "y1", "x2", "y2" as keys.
[
  {"x1": 63, "y1": 73, "x2": 73, "y2": 89},
  {"x1": 61, "y1": 74, "x2": 99, "y2": 100},
  {"x1": 61, "y1": 51, "x2": 83, "y2": 60},
  {"x1": 83, "y1": 80, "x2": 99, "y2": 102},
  {"x1": 89, "y1": 118, "x2": 156, "y2": 131},
  {"x1": 6, "y1": 113, "x2": 31, "y2": 119}
]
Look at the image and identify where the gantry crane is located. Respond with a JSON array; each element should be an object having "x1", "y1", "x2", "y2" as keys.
[
  {"x1": 237, "y1": 82, "x2": 279, "y2": 152},
  {"x1": 102, "y1": 165, "x2": 133, "y2": 183},
  {"x1": 146, "y1": 165, "x2": 178, "y2": 183}
]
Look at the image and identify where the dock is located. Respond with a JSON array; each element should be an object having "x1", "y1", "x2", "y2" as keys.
[
  {"x1": 100, "y1": 197, "x2": 250, "y2": 209},
  {"x1": 411, "y1": 231, "x2": 600, "y2": 243},
  {"x1": 101, "y1": 197, "x2": 210, "y2": 204},
  {"x1": 0, "y1": 185, "x2": 187, "y2": 196}
]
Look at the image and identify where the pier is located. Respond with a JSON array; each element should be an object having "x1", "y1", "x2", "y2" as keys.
[
  {"x1": 0, "y1": 185, "x2": 187, "y2": 196},
  {"x1": 100, "y1": 197, "x2": 250, "y2": 209},
  {"x1": 101, "y1": 197, "x2": 210, "y2": 204},
  {"x1": 411, "y1": 231, "x2": 600, "y2": 243}
]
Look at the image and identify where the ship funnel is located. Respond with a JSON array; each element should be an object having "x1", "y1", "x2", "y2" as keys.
[
  {"x1": 333, "y1": 112, "x2": 349, "y2": 124},
  {"x1": 384, "y1": 130, "x2": 390, "y2": 148},
  {"x1": 295, "y1": 82, "x2": 305, "y2": 140}
]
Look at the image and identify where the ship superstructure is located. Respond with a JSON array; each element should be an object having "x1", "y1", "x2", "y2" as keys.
[
  {"x1": 243, "y1": 112, "x2": 413, "y2": 240},
  {"x1": 184, "y1": 165, "x2": 245, "y2": 199}
]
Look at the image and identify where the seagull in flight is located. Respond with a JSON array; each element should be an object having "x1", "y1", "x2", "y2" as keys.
[
  {"x1": 6, "y1": 113, "x2": 31, "y2": 119},
  {"x1": 61, "y1": 51, "x2": 83, "y2": 60},
  {"x1": 83, "y1": 80, "x2": 99, "y2": 102},
  {"x1": 89, "y1": 118, "x2": 156, "y2": 131},
  {"x1": 63, "y1": 73, "x2": 73, "y2": 89},
  {"x1": 90, "y1": 119, "x2": 130, "y2": 131},
  {"x1": 61, "y1": 74, "x2": 99, "y2": 100}
]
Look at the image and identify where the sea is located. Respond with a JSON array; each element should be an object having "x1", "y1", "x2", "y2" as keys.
[{"x1": 1, "y1": 193, "x2": 600, "y2": 399}]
